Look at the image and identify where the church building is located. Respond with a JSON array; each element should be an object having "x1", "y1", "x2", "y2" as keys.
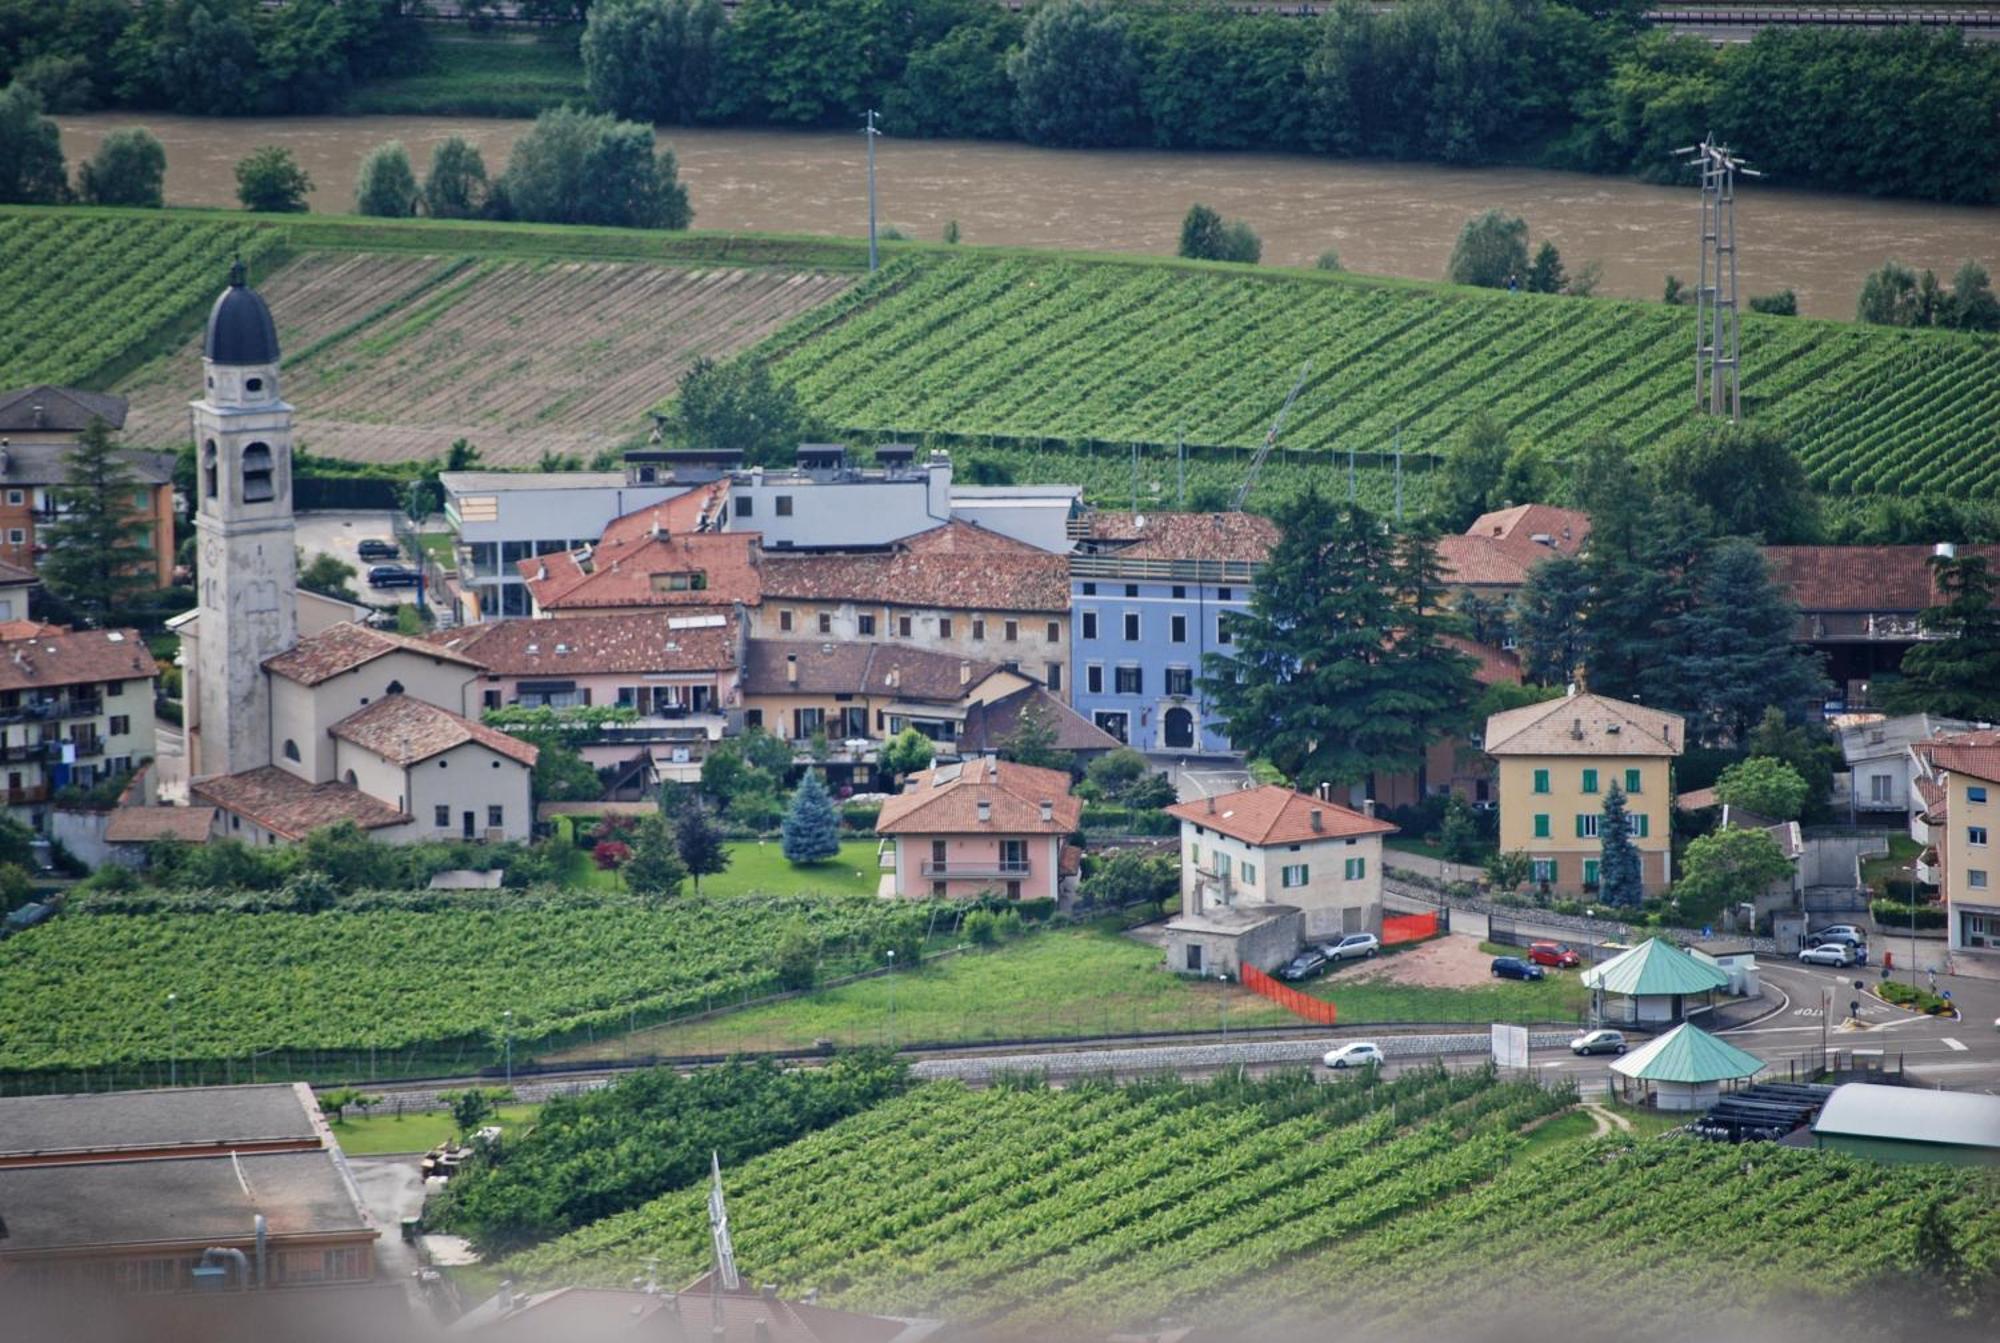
[{"x1": 175, "y1": 263, "x2": 536, "y2": 845}]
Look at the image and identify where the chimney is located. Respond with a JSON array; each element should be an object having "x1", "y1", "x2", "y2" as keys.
[
  {"x1": 785, "y1": 653, "x2": 798, "y2": 685},
  {"x1": 1310, "y1": 808, "x2": 1323, "y2": 832},
  {"x1": 1362, "y1": 799, "x2": 1376, "y2": 819},
  {"x1": 976, "y1": 799, "x2": 991, "y2": 823},
  {"x1": 1205, "y1": 795, "x2": 1215, "y2": 813},
  {"x1": 30, "y1": 401, "x2": 45, "y2": 429},
  {"x1": 959, "y1": 660, "x2": 970, "y2": 686},
  {"x1": 1039, "y1": 800, "x2": 1053, "y2": 822},
  {"x1": 1571, "y1": 717, "x2": 1584, "y2": 740},
  {"x1": 1317, "y1": 781, "x2": 1331, "y2": 801}
]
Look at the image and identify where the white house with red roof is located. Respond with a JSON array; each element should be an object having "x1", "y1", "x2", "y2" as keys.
[{"x1": 1161, "y1": 784, "x2": 1398, "y2": 975}]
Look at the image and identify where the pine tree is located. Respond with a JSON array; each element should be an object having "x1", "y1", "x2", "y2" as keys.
[
  {"x1": 1588, "y1": 495, "x2": 1712, "y2": 702},
  {"x1": 621, "y1": 813, "x2": 688, "y2": 901},
  {"x1": 1667, "y1": 538, "x2": 1828, "y2": 745},
  {"x1": 999, "y1": 696, "x2": 1064, "y2": 770},
  {"x1": 1200, "y1": 486, "x2": 1478, "y2": 791},
  {"x1": 1882, "y1": 554, "x2": 2000, "y2": 720},
  {"x1": 1514, "y1": 554, "x2": 1590, "y2": 686},
  {"x1": 674, "y1": 801, "x2": 730, "y2": 894},
  {"x1": 781, "y1": 768, "x2": 842, "y2": 864},
  {"x1": 1597, "y1": 785, "x2": 1643, "y2": 908},
  {"x1": 39, "y1": 419, "x2": 157, "y2": 628}
]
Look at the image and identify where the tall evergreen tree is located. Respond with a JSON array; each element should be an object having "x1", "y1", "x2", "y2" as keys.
[
  {"x1": 1597, "y1": 785, "x2": 1643, "y2": 908},
  {"x1": 1513, "y1": 554, "x2": 1590, "y2": 685},
  {"x1": 1200, "y1": 487, "x2": 1477, "y2": 791},
  {"x1": 673, "y1": 800, "x2": 730, "y2": 894},
  {"x1": 1589, "y1": 494, "x2": 1712, "y2": 702},
  {"x1": 1882, "y1": 553, "x2": 2000, "y2": 720},
  {"x1": 39, "y1": 419, "x2": 156, "y2": 628},
  {"x1": 622, "y1": 813, "x2": 688, "y2": 900},
  {"x1": 781, "y1": 768, "x2": 842, "y2": 864},
  {"x1": 1667, "y1": 538, "x2": 1828, "y2": 744}
]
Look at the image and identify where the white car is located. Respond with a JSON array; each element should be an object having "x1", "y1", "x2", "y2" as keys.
[
  {"x1": 1321, "y1": 934, "x2": 1381, "y2": 962},
  {"x1": 1799, "y1": 943, "x2": 1854, "y2": 967},
  {"x1": 1323, "y1": 1042, "x2": 1385, "y2": 1070}
]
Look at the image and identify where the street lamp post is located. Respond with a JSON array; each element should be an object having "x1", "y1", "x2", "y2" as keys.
[
  {"x1": 885, "y1": 949, "x2": 896, "y2": 1047},
  {"x1": 863, "y1": 109, "x2": 882, "y2": 273},
  {"x1": 502, "y1": 1009, "x2": 513, "y2": 1089},
  {"x1": 166, "y1": 991, "x2": 178, "y2": 1088}
]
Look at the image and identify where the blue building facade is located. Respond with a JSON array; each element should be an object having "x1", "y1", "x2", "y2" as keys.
[{"x1": 1068, "y1": 514, "x2": 1275, "y2": 756}]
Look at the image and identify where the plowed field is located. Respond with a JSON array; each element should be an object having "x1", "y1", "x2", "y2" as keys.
[{"x1": 118, "y1": 252, "x2": 852, "y2": 464}]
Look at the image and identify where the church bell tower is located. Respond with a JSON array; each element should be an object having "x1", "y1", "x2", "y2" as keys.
[{"x1": 190, "y1": 260, "x2": 296, "y2": 779}]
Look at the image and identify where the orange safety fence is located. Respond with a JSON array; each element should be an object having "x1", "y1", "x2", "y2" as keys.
[
  {"x1": 1240, "y1": 963, "x2": 1339, "y2": 1025},
  {"x1": 1382, "y1": 912, "x2": 1440, "y2": 945}
]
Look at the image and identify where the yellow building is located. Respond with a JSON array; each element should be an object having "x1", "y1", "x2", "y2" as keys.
[{"x1": 1484, "y1": 691, "x2": 1684, "y2": 895}]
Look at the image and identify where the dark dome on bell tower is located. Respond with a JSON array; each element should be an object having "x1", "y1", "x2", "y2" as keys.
[{"x1": 203, "y1": 258, "x2": 280, "y2": 366}]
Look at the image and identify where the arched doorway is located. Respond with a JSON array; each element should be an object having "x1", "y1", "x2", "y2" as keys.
[{"x1": 1163, "y1": 706, "x2": 1195, "y2": 751}]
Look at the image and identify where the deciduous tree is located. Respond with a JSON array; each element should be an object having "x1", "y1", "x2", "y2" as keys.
[
  {"x1": 354, "y1": 139, "x2": 417, "y2": 217},
  {"x1": 1673, "y1": 825, "x2": 1792, "y2": 927},
  {"x1": 999, "y1": 697, "x2": 1065, "y2": 771},
  {"x1": 234, "y1": 144, "x2": 311, "y2": 213},
  {"x1": 622, "y1": 813, "x2": 689, "y2": 899},
  {"x1": 1009, "y1": 0, "x2": 1143, "y2": 148},
  {"x1": 1446, "y1": 209, "x2": 1529, "y2": 289},
  {"x1": 879, "y1": 727, "x2": 935, "y2": 780},
  {"x1": 501, "y1": 106, "x2": 691, "y2": 229},
  {"x1": 423, "y1": 135, "x2": 489, "y2": 219},
  {"x1": 581, "y1": 0, "x2": 725, "y2": 126},
  {"x1": 0, "y1": 82, "x2": 68, "y2": 204},
  {"x1": 673, "y1": 801, "x2": 729, "y2": 894},
  {"x1": 75, "y1": 126, "x2": 164, "y2": 206},
  {"x1": 1713, "y1": 756, "x2": 1809, "y2": 822},
  {"x1": 665, "y1": 357, "x2": 814, "y2": 466}
]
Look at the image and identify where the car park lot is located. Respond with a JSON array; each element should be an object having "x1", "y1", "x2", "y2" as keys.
[{"x1": 294, "y1": 509, "x2": 413, "y2": 610}]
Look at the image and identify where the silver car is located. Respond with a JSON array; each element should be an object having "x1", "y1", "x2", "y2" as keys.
[
  {"x1": 1570, "y1": 1029, "x2": 1627, "y2": 1056},
  {"x1": 1320, "y1": 933, "x2": 1381, "y2": 962}
]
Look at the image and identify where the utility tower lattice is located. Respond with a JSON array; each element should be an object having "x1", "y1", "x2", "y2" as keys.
[{"x1": 1674, "y1": 133, "x2": 1760, "y2": 420}]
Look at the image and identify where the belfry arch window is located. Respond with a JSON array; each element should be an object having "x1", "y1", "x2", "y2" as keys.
[
  {"x1": 202, "y1": 441, "x2": 219, "y2": 500},
  {"x1": 242, "y1": 442, "x2": 275, "y2": 503}
]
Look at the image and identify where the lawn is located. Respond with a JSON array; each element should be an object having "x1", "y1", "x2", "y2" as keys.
[
  {"x1": 328, "y1": 1103, "x2": 540, "y2": 1157},
  {"x1": 1859, "y1": 834, "x2": 1925, "y2": 896},
  {"x1": 416, "y1": 532, "x2": 457, "y2": 572},
  {"x1": 700, "y1": 840, "x2": 884, "y2": 899},
  {"x1": 343, "y1": 33, "x2": 586, "y2": 117},
  {"x1": 559, "y1": 922, "x2": 1592, "y2": 1059}
]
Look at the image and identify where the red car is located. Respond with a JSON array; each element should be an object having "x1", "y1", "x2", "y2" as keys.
[{"x1": 1527, "y1": 941, "x2": 1581, "y2": 968}]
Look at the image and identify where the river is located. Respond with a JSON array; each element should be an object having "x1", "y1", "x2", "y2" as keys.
[{"x1": 57, "y1": 112, "x2": 2000, "y2": 317}]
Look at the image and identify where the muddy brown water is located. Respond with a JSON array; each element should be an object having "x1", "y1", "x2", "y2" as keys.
[{"x1": 58, "y1": 112, "x2": 2000, "y2": 317}]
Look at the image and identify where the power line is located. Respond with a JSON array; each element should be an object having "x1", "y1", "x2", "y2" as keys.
[{"x1": 1673, "y1": 133, "x2": 1761, "y2": 420}]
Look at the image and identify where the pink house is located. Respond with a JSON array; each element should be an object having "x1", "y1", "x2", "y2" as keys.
[{"x1": 875, "y1": 756, "x2": 1082, "y2": 901}]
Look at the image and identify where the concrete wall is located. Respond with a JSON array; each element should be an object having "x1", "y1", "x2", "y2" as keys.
[
  {"x1": 1166, "y1": 908, "x2": 1303, "y2": 978},
  {"x1": 401, "y1": 740, "x2": 534, "y2": 842}
]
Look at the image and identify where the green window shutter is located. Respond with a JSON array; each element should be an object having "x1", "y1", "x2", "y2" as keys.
[
  {"x1": 1634, "y1": 813, "x2": 1649, "y2": 839},
  {"x1": 1626, "y1": 768, "x2": 1642, "y2": 793},
  {"x1": 1584, "y1": 859, "x2": 1600, "y2": 885},
  {"x1": 1582, "y1": 768, "x2": 1598, "y2": 794},
  {"x1": 1575, "y1": 814, "x2": 1588, "y2": 838},
  {"x1": 1533, "y1": 768, "x2": 1549, "y2": 794},
  {"x1": 1533, "y1": 814, "x2": 1550, "y2": 839}
]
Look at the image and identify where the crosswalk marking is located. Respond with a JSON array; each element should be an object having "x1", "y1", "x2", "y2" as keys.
[{"x1": 1942, "y1": 1037, "x2": 1968, "y2": 1052}]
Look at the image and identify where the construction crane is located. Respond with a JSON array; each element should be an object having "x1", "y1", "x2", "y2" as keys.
[{"x1": 1232, "y1": 361, "x2": 1311, "y2": 511}]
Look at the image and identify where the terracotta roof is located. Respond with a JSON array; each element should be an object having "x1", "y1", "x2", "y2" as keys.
[
  {"x1": 1441, "y1": 634, "x2": 1521, "y2": 687},
  {"x1": 1085, "y1": 511, "x2": 1278, "y2": 564},
  {"x1": 434, "y1": 610, "x2": 737, "y2": 677},
  {"x1": 742, "y1": 639, "x2": 1005, "y2": 701},
  {"x1": 193, "y1": 767, "x2": 410, "y2": 840},
  {"x1": 1436, "y1": 505, "x2": 1590, "y2": 589},
  {"x1": 956, "y1": 684, "x2": 1122, "y2": 755},
  {"x1": 1763, "y1": 544, "x2": 2000, "y2": 613},
  {"x1": 264, "y1": 621, "x2": 485, "y2": 686},
  {"x1": 876, "y1": 755, "x2": 1081, "y2": 835},
  {"x1": 523, "y1": 531, "x2": 762, "y2": 612},
  {"x1": 1483, "y1": 692, "x2": 1685, "y2": 757},
  {"x1": 1927, "y1": 740, "x2": 2000, "y2": 784},
  {"x1": 1166, "y1": 784, "x2": 1397, "y2": 846},
  {"x1": 0, "y1": 384, "x2": 129, "y2": 433},
  {"x1": 104, "y1": 806, "x2": 217, "y2": 844},
  {"x1": 1677, "y1": 787, "x2": 1719, "y2": 811},
  {"x1": 595, "y1": 483, "x2": 730, "y2": 549},
  {"x1": 330, "y1": 694, "x2": 539, "y2": 767},
  {"x1": 760, "y1": 521, "x2": 1069, "y2": 612},
  {"x1": 0, "y1": 620, "x2": 62, "y2": 639},
  {"x1": 0, "y1": 627, "x2": 156, "y2": 693},
  {"x1": 0, "y1": 561, "x2": 36, "y2": 588},
  {"x1": 1915, "y1": 775, "x2": 1948, "y2": 819}
]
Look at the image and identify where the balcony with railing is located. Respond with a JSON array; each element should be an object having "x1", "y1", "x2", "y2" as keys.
[
  {"x1": 0, "y1": 696, "x2": 104, "y2": 725},
  {"x1": 4, "y1": 784, "x2": 49, "y2": 806},
  {"x1": 0, "y1": 741, "x2": 62, "y2": 764},
  {"x1": 920, "y1": 858, "x2": 1032, "y2": 878}
]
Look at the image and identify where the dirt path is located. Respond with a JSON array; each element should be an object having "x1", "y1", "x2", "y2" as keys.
[
  {"x1": 1338, "y1": 936, "x2": 1498, "y2": 990},
  {"x1": 1583, "y1": 1103, "x2": 1634, "y2": 1137}
]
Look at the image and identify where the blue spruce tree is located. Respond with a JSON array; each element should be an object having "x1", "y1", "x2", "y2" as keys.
[
  {"x1": 781, "y1": 768, "x2": 841, "y2": 865},
  {"x1": 1598, "y1": 785, "x2": 1644, "y2": 908}
]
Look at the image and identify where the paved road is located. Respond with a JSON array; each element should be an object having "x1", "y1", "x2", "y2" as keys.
[
  {"x1": 294, "y1": 509, "x2": 412, "y2": 612},
  {"x1": 347, "y1": 1156, "x2": 427, "y2": 1291}
]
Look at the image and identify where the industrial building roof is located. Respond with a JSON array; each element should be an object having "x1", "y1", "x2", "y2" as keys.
[
  {"x1": 1580, "y1": 938, "x2": 1731, "y2": 997},
  {"x1": 1609, "y1": 1022, "x2": 1765, "y2": 1085},
  {"x1": 0, "y1": 1083, "x2": 320, "y2": 1160},
  {"x1": 1812, "y1": 1082, "x2": 2000, "y2": 1150}
]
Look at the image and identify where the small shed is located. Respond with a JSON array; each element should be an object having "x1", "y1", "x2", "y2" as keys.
[
  {"x1": 1581, "y1": 937, "x2": 1731, "y2": 1025},
  {"x1": 1811, "y1": 1083, "x2": 2000, "y2": 1167},
  {"x1": 1609, "y1": 1022, "x2": 1765, "y2": 1111},
  {"x1": 1689, "y1": 940, "x2": 1759, "y2": 997},
  {"x1": 1163, "y1": 903, "x2": 1302, "y2": 978}
]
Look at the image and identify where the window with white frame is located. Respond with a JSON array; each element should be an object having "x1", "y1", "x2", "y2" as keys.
[
  {"x1": 1281, "y1": 864, "x2": 1308, "y2": 888},
  {"x1": 1343, "y1": 856, "x2": 1366, "y2": 880},
  {"x1": 1972, "y1": 826, "x2": 1990, "y2": 848}
]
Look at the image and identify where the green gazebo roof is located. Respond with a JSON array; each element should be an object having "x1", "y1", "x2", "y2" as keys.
[
  {"x1": 1610, "y1": 1022, "x2": 1765, "y2": 1084},
  {"x1": 1580, "y1": 938, "x2": 1730, "y2": 997}
]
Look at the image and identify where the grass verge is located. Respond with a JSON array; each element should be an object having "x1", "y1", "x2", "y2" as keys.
[
  {"x1": 329, "y1": 1103, "x2": 540, "y2": 1157},
  {"x1": 342, "y1": 31, "x2": 585, "y2": 118}
]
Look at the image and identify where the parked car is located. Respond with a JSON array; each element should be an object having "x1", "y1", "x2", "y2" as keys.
[
  {"x1": 1806, "y1": 925, "x2": 1865, "y2": 946},
  {"x1": 1277, "y1": 949, "x2": 1328, "y2": 982},
  {"x1": 368, "y1": 564, "x2": 422, "y2": 589},
  {"x1": 1527, "y1": 941, "x2": 1581, "y2": 968},
  {"x1": 1323, "y1": 1042, "x2": 1384, "y2": 1070},
  {"x1": 1799, "y1": 943, "x2": 1855, "y2": 967},
  {"x1": 1570, "y1": 1029, "x2": 1627, "y2": 1056},
  {"x1": 356, "y1": 538, "x2": 400, "y2": 561},
  {"x1": 1490, "y1": 956, "x2": 1545, "y2": 982},
  {"x1": 1320, "y1": 933, "x2": 1381, "y2": 962}
]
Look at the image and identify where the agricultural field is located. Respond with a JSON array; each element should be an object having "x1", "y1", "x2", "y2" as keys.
[
  {"x1": 0, "y1": 895, "x2": 925, "y2": 1087},
  {"x1": 501, "y1": 1066, "x2": 2000, "y2": 1331},
  {"x1": 118, "y1": 250, "x2": 853, "y2": 465},
  {"x1": 342, "y1": 33, "x2": 586, "y2": 118},
  {"x1": 0, "y1": 214, "x2": 283, "y2": 388},
  {"x1": 766, "y1": 255, "x2": 2000, "y2": 500}
]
